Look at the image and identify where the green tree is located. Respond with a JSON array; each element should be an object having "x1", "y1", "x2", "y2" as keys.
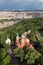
[
  {"x1": 25, "y1": 47, "x2": 41, "y2": 65},
  {"x1": 38, "y1": 42, "x2": 43, "y2": 55},
  {"x1": 0, "y1": 55, "x2": 11, "y2": 65},
  {"x1": 13, "y1": 48, "x2": 24, "y2": 62},
  {"x1": 0, "y1": 48, "x2": 12, "y2": 65},
  {"x1": 0, "y1": 48, "x2": 6, "y2": 60}
]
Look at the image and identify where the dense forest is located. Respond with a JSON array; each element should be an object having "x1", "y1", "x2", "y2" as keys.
[{"x1": 0, "y1": 18, "x2": 43, "y2": 65}]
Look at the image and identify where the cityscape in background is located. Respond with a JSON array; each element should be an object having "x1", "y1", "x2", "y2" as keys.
[{"x1": 0, "y1": 10, "x2": 43, "y2": 19}]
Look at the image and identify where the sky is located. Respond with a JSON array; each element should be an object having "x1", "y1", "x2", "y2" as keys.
[{"x1": 0, "y1": 0, "x2": 43, "y2": 10}]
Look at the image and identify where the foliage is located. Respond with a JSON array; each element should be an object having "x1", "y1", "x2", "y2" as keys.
[
  {"x1": 0, "y1": 18, "x2": 43, "y2": 65},
  {"x1": 0, "y1": 18, "x2": 43, "y2": 45},
  {"x1": 0, "y1": 48, "x2": 6, "y2": 60},
  {"x1": 0, "y1": 48, "x2": 12, "y2": 65},
  {"x1": 38, "y1": 41, "x2": 43, "y2": 55},
  {"x1": 0, "y1": 55, "x2": 11, "y2": 65},
  {"x1": 25, "y1": 47, "x2": 41, "y2": 65},
  {"x1": 13, "y1": 48, "x2": 24, "y2": 62},
  {"x1": 39, "y1": 56, "x2": 43, "y2": 65}
]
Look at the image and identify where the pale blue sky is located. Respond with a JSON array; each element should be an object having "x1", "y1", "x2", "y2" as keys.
[{"x1": 0, "y1": 0, "x2": 43, "y2": 10}]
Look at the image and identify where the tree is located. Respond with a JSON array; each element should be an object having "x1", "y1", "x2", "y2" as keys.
[
  {"x1": 13, "y1": 48, "x2": 24, "y2": 62},
  {"x1": 38, "y1": 42, "x2": 43, "y2": 55},
  {"x1": 0, "y1": 55, "x2": 11, "y2": 65},
  {"x1": 25, "y1": 47, "x2": 41, "y2": 65},
  {"x1": 0, "y1": 48, "x2": 6, "y2": 60},
  {"x1": 0, "y1": 48, "x2": 12, "y2": 65}
]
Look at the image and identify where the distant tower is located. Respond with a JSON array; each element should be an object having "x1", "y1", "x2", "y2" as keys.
[{"x1": 32, "y1": 11, "x2": 35, "y2": 18}]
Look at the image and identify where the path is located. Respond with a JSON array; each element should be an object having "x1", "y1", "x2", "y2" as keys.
[
  {"x1": 0, "y1": 21, "x2": 19, "y2": 29},
  {"x1": 7, "y1": 46, "x2": 27, "y2": 65},
  {"x1": 7, "y1": 46, "x2": 20, "y2": 65}
]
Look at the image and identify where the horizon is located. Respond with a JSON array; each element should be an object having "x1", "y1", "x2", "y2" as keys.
[{"x1": 1, "y1": 9, "x2": 43, "y2": 11}]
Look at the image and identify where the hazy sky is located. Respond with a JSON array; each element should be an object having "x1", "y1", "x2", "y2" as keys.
[{"x1": 0, "y1": 0, "x2": 43, "y2": 10}]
